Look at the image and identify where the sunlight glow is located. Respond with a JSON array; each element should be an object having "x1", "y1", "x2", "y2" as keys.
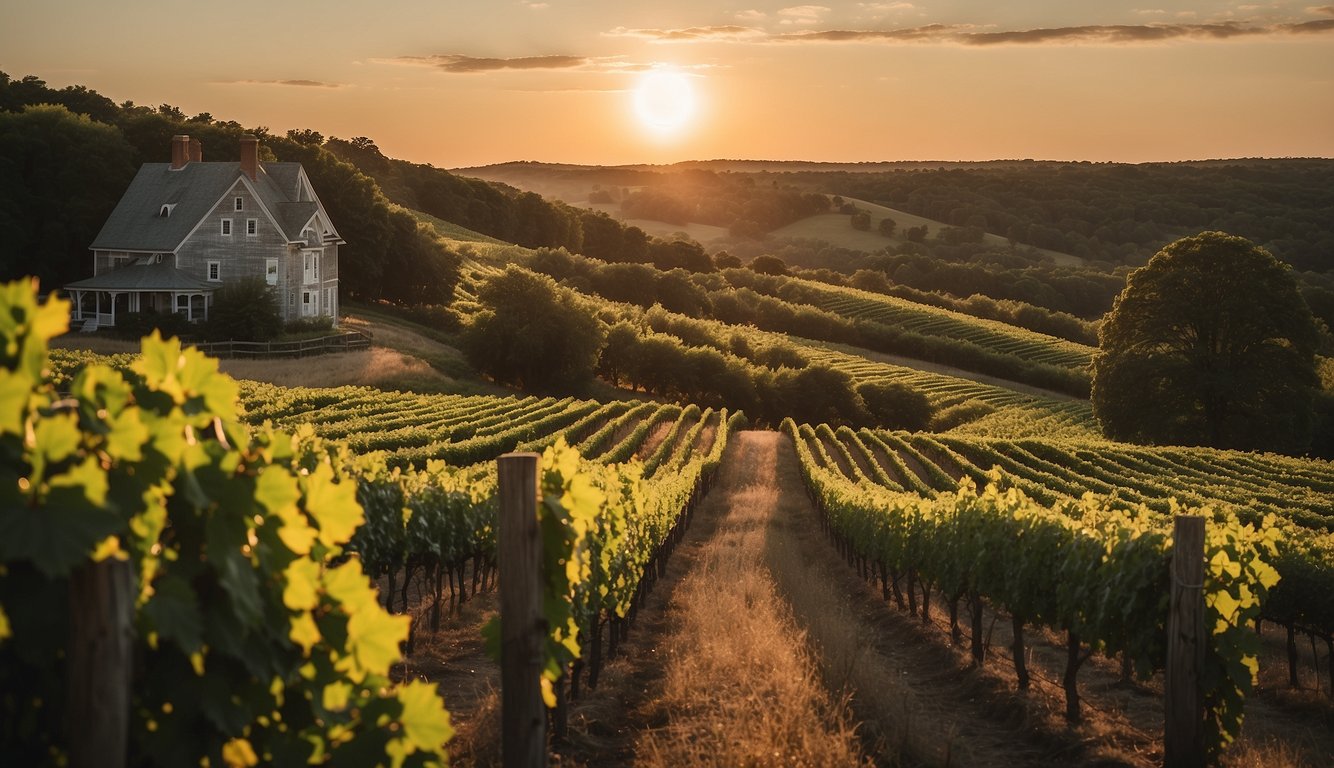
[{"x1": 633, "y1": 69, "x2": 696, "y2": 134}]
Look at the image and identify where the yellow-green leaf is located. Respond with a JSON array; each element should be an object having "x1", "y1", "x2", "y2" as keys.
[
  {"x1": 396, "y1": 680, "x2": 454, "y2": 753},
  {"x1": 221, "y1": 737, "x2": 259, "y2": 767},
  {"x1": 289, "y1": 611, "x2": 321, "y2": 655},
  {"x1": 283, "y1": 558, "x2": 322, "y2": 612},
  {"x1": 322, "y1": 681, "x2": 352, "y2": 712},
  {"x1": 347, "y1": 608, "x2": 409, "y2": 678},
  {"x1": 305, "y1": 464, "x2": 363, "y2": 548}
]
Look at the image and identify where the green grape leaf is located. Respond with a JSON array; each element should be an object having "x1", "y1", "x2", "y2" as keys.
[
  {"x1": 142, "y1": 574, "x2": 203, "y2": 654},
  {"x1": 346, "y1": 605, "x2": 409, "y2": 678},
  {"x1": 0, "y1": 459, "x2": 117, "y2": 577},
  {"x1": 305, "y1": 463, "x2": 362, "y2": 548},
  {"x1": 289, "y1": 610, "x2": 321, "y2": 655},
  {"x1": 0, "y1": 369, "x2": 33, "y2": 435},
  {"x1": 396, "y1": 680, "x2": 454, "y2": 754},
  {"x1": 283, "y1": 558, "x2": 321, "y2": 612}
]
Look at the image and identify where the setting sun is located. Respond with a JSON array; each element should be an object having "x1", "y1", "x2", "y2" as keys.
[{"x1": 632, "y1": 69, "x2": 696, "y2": 135}]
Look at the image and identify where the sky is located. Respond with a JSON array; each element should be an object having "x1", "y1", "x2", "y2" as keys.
[{"x1": 3, "y1": 1, "x2": 1333, "y2": 166}]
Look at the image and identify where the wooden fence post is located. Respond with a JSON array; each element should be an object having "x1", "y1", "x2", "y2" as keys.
[
  {"x1": 498, "y1": 453, "x2": 546, "y2": 768},
  {"x1": 1165, "y1": 515, "x2": 1205, "y2": 768},
  {"x1": 67, "y1": 558, "x2": 134, "y2": 768}
]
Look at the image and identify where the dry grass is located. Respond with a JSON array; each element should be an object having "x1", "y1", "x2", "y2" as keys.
[
  {"x1": 217, "y1": 346, "x2": 450, "y2": 389},
  {"x1": 633, "y1": 432, "x2": 868, "y2": 768},
  {"x1": 51, "y1": 334, "x2": 139, "y2": 355}
]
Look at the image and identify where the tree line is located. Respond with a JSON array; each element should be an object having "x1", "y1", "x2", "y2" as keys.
[{"x1": 461, "y1": 266, "x2": 935, "y2": 430}]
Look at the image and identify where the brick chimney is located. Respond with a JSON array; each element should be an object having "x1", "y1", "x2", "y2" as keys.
[
  {"x1": 170, "y1": 134, "x2": 190, "y2": 169},
  {"x1": 240, "y1": 134, "x2": 259, "y2": 181},
  {"x1": 188, "y1": 137, "x2": 202, "y2": 163}
]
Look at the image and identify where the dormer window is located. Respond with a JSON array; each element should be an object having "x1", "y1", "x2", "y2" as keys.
[
  {"x1": 234, "y1": 196, "x2": 244, "y2": 211},
  {"x1": 159, "y1": 204, "x2": 176, "y2": 218}
]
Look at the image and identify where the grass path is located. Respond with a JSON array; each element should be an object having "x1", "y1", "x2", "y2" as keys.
[{"x1": 557, "y1": 431, "x2": 1054, "y2": 767}]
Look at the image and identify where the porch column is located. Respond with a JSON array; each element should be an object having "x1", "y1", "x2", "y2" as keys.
[{"x1": 109, "y1": 292, "x2": 118, "y2": 327}]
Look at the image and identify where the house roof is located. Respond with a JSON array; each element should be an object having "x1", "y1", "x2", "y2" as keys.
[
  {"x1": 89, "y1": 161, "x2": 316, "y2": 252},
  {"x1": 64, "y1": 260, "x2": 217, "y2": 292}
]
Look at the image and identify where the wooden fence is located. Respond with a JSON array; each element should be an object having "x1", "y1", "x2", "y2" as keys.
[{"x1": 190, "y1": 330, "x2": 372, "y2": 359}]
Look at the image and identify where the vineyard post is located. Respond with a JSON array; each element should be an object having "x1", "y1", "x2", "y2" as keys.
[
  {"x1": 499, "y1": 452, "x2": 546, "y2": 768},
  {"x1": 66, "y1": 558, "x2": 135, "y2": 768},
  {"x1": 1164, "y1": 514, "x2": 1205, "y2": 768}
]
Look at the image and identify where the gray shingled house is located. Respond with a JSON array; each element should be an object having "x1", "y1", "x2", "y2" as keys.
[{"x1": 65, "y1": 134, "x2": 343, "y2": 329}]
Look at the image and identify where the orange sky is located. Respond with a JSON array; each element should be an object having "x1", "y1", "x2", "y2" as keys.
[{"x1": 4, "y1": 1, "x2": 1333, "y2": 166}]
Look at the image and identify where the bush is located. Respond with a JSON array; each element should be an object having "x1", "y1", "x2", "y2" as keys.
[
  {"x1": 205, "y1": 277, "x2": 282, "y2": 342},
  {"x1": 282, "y1": 316, "x2": 335, "y2": 336},
  {"x1": 930, "y1": 399, "x2": 997, "y2": 431},
  {"x1": 110, "y1": 310, "x2": 195, "y2": 341},
  {"x1": 857, "y1": 381, "x2": 933, "y2": 431}
]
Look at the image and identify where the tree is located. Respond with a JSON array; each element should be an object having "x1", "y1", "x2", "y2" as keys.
[
  {"x1": 878, "y1": 217, "x2": 897, "y2": 238},
  {"x1": 857, "y1": 381, "x2": 932, "y2": 431},
  {"x1": 850, "y1": 210, "x2": 871, "y2": 231},
  {"x1": 461, "y1": 266, "x2": 606, "y2": 391},
  {"x1": 748, "y1": 255, "x2": 789, "y2": 276},
  {"x1": 0, "y1": 105, "x2": 135, "y2": 287},
  {"x1": 1091, "y1": 232, "x2": 1320, "y2": 454}
]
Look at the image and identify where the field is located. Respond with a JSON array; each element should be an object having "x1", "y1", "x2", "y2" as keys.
[{"x1": 25, "y1": 190, "x2": 1334, "y2": 768}]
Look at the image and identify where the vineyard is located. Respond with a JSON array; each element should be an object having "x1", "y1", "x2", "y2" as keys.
[
  {"x1": 784, "y1": 417, "x2": 1334, "y2": 755},
  {"x1": 798, "y1": 280, "x2": 1096, "y2": 372},
  {"x1": 12, "y1": 285, "x2": 746, "y2": 766}
]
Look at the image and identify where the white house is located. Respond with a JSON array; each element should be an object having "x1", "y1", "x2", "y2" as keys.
[{"x1": 66, "y1": 134, "x2": 344, "y2": 329}]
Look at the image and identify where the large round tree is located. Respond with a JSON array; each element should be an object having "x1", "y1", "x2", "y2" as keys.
[
  {"x1": 461, "y1": 266, "x2": 606, "y2": 391},
  {"x1": 1091, "y1": 231, "x2": 1320, "y2": 453}
]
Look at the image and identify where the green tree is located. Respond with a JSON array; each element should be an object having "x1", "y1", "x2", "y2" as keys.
[
  {"x1": 877, "y1": 217, "x2": 897, "y2": 238},
  {"x1": 748, "y1": 255, "x2": 789, "y2": 276},
  {"x1": 857, "y1": 381, "x2": 932, "y2": 431},
  {"x1": 462, "y1": 266, "x2": 606, "y2": 391},
  {"x1": 0, "y1": 105, "x2": 135, "y2": 287},
  {"x1": 1091, "y1": 232, "x2": 1320, "y2": 453}
]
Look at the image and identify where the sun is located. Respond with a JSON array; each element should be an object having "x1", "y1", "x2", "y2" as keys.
[{"x1": 633, "y1": 69, "x2": 696, "y2": 134}]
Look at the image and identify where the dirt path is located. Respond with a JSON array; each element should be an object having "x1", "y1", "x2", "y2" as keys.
[
  {"x1": 558, "y1": 431, "x2": 1057, "y2": 767},
  {"x1": 558, "y1": 430, "x2": 866, "y2": 767}
]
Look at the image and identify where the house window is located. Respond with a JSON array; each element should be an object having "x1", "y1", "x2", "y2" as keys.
[
  {"x1": 323, "y1": 288, "x2": 333, "y2": 316},
  {"x1": 234, "y1": 196, "x2": 244, "y2": 211},
  {"x1": 207, "y1": 260, "x2": 221, "y2": 282},
  {"x1": 265, "y1": 258, "x2": 279, "y2": 286},
  {"x1": 301, "y1": 290, "x2": 317, "y2": 317},
  {"x1": 303, "y1": 252, "x2": 320, "y2": 284},
  {"x1": 220, "y1": 219, "x2": 232, "y2": 236},
  {"x1": 246, "y1": 218, "x2": 258, "y2": 236}
]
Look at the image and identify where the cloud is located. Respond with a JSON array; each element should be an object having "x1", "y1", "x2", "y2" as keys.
[
  {"x1": 383, "y1": 54, "x2": 588, "y2": 73},
  {"x1": 606, "y1": 25, "x2": 767, "y2": 42},
  {"x1": 778, "y1": 5, "x2": 831, "y2": 25},
  {"x1": 376, "y1": 53, "x2": 717, "y2": 77},
  {"x1": 219, "y1": 78, "x2": 346, "y2": 88},
  {"x1": 735, "y1": 9, "x2": 767, "y2": 21},
  {"x1": 860, "y1": 2, "x2": 915, "y2": 12},
  {"x1": 768, "y1": 19, "x2": 1334, "y2": 45},
  {"x1": 1308, "y1": 4, "x2": 1334, "y2": 15},
  {"x1": 521, "y1": 1, "x2": 549, "y2": 8}
]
